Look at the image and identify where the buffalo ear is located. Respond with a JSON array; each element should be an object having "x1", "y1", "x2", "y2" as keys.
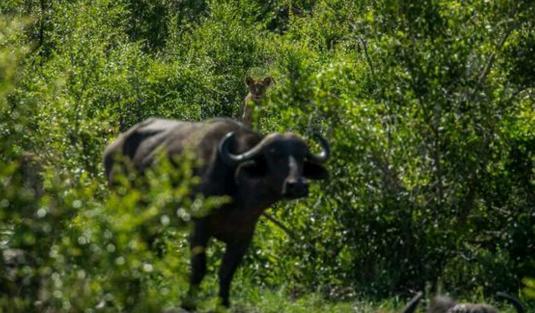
[
  {"x1": 303, "y1": 161, "x2": 328, "y2": 180},
  {"x1": 235, "y1": 158, "x2": 267, "y2": 180},
  {"x1": 245, "y1": 76, "x2": 254, "y2": 87}
]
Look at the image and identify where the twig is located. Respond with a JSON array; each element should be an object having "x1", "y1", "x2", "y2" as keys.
[
  {"x1": 477, "y1": 26, "x2": 515, "y2": 86},
  {"x1": 358, "y1": 36, "x2": 376, "y2": 79},
  {"x1": 261, "y1": 212, "x2": 298, "y2": 240}
]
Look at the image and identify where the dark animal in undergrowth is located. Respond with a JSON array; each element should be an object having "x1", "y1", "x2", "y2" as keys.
[
  {"x1": 103, "y1": 117, "x2": 330, "y2": 308},
  {"x1": 400, "y1": 291, "x2": 525, "y2": 313}
]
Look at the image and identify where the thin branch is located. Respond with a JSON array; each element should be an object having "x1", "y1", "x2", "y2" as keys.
[
  {"x1": 261, "y1": 212, "x2": 298, "y2": 240},
  {"x1": 477, "y1": 25, "x2": 515, "y2": 86},
  {"x1": 358, "y1": 36, "x2": 376, "y2": 79}
]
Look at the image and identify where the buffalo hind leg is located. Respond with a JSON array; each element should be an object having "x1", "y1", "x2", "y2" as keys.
[
  {"x1": 218, "y1": 237, "x2": 251, "y2": 307},
  {"x1": 182, "y1": 222, "x2": 210, "y2": 310}
]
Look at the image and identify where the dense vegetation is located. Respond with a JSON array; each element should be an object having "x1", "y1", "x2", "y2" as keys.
[{"x1": 1, "y1": 0, "x2": 533, "y2": 312}]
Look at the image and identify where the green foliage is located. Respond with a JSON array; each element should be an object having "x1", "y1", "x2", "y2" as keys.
[
  {"x1": 524, "y1": 278, "x2": 535, "y2": 299},
  {"x1": 1, "y1": 0, "x2": 534, "y2": 311}
]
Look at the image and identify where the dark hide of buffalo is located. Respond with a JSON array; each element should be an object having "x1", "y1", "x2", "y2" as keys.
[
  {"x1": 400, "y1": 292, "x2": 525, "y2": 313},
  {"x1": 103, "y1": 117, "x2": 329, "y2": 308}
]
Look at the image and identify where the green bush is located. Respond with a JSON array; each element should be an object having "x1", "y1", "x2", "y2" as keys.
[{"x1": 1, "y1": 0, "x2": 533, "y2": 311}]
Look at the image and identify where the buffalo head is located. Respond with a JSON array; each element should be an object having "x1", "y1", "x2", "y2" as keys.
[{"x1": 218, "y1": 131, "x2": 329, "y2": 199}]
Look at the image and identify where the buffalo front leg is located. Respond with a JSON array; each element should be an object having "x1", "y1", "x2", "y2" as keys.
[
  {"x1": 182, "y1": 221, "x2": 210, "y2": 310},
  {"x1": 218, "y1": 237, "x2": 251, "y2": 307}
]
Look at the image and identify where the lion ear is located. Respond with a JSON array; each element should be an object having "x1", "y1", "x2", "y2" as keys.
[
  {"x1": 263, "y1": 76, "x2": 273, "y2": 86},
  {"x1": 245, "y1": 76, "x2": 254, "y2": 87}
]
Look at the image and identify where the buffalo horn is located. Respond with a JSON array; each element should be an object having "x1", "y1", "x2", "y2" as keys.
[
  {"x1": 496, "y1": 292, "x2": 525, "y2": 313},
  {"x1": 306, "y1": 133, "x2": 330, "y2": 163},
  {"x1": 400, "y1": 292, "x2": 423, "y2": 313},
  {"x1": 218, "y1": 132, "x2": 264, "y2": 166}
]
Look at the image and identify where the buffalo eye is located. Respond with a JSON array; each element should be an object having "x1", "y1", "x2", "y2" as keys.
[{"x1": 268, "y1": 148, "x2": 285, "y2": 160}]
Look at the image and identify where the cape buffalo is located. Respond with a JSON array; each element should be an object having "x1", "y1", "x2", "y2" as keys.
[
  {"x1": 400, "y1": 292, "x2": 525, "y2": 313},
  {"x1": 103, "y1": 117, "x2": 329, "y2": 308}
]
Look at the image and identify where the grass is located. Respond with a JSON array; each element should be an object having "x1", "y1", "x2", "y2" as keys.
[{"x1": 164, "y1": 283, "x2": 529, "y2": 313}]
